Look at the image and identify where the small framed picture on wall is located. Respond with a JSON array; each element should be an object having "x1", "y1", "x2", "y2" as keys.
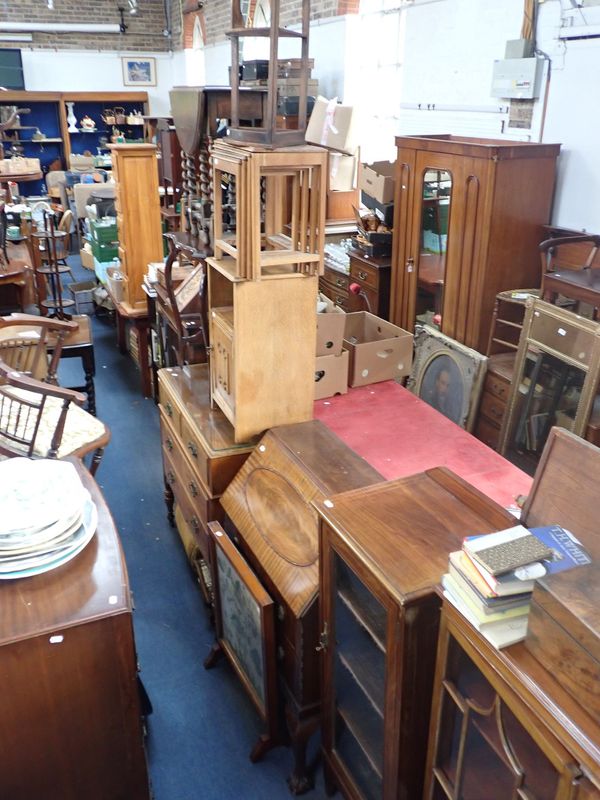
[{"x1": 122, "y1": 57, "x2": 157, "y2": 87}]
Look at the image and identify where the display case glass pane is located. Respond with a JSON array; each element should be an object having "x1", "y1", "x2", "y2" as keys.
[{"x1": 333, "y1": 554, "x2": 386, "y2": 799}]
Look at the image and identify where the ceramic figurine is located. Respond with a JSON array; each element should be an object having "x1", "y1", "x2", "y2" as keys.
[{"x1": 80, "y1": 115, "x2": 96, "y2": 131}]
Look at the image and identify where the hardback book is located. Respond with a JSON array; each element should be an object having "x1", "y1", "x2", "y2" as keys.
[
  {"x1": 463, "y1": 524, "x2": 554, "y2": 577},
  {"x1": 442, "y1": 574, "x2": 530, "y2": 625},
  {"x1": 443, "y1": 586, "x2": 529, "y2": 649},
  {"x1": 458, "y1": 549, "x2": 536, "y2": 597},
  {"x1": 447, "y1": 557, "x2": 531, "y2": 612}
]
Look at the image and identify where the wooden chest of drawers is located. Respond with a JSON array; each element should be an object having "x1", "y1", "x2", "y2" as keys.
[
  {"x1": 158, "y1": 364, "x2": 256, "y2": 598},
  {"x1": 474, "y1": 352, "x2": 514, "y2": 450},
  {"x1": 320, "y1": 248, "x2": 391, "y2": 319}
]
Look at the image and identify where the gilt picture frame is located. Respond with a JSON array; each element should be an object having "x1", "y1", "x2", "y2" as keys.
[
  {"x1": 406, "y1": 325, "x2": 488, "y2": 431},
  {"x1": 122, "y1": 57, "x2": 156, "y2": 87}
]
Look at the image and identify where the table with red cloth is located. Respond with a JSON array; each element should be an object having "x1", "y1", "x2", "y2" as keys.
[{"x1": 314, "y1": 380, "x2": 531, "y2": 510}]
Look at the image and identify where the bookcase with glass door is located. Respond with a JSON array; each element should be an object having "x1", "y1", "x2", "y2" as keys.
[
  {"x1": 316, "y1": 470, "x2": 515, "y2": 800},
  {"x1": 423, "y1": 599, "x2": 600, "y2": 800}
]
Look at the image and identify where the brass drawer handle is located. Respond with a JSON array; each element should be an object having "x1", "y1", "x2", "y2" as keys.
[
  {"x1": 189, "y1": 481, "x2": 199, "y2": 497},
  {"x1": 165, "y1": 401, "x2": 173, "y2": 418},
  {"x1": 166, "y1": 470, "x2": 176, "y2": 485},
  {"x1": 165, "y1": 438, "x2": 173, "y2": 452},
  {"x1": 187, "y1": 441, "x2": 198, "y2": 459},
  {"x1": 335, "y1": 277, "x2": 346, "y2": 287},
  {"x1": 335, "y1": 296, "x2": 345, "y2": 305},
  {"x1": 358, "y1": 270, "x2": 368, "y2": 281},
  {"x1": 489, "y1": 405, "x2": 503, "y2": 420},
  {"x1": 191, "y1": 515, "x2": 200, "y2": 530}
]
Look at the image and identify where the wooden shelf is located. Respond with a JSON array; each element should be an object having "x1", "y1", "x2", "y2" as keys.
[
  {"x1": 336, "y1": 705, "x2": 383, "y2": 779},
  {"x1": 227, "y1": 26, "x2": 305, "y2": 38},
  {"x1": 337, "y1": 588, "x2": 386, "y2": 653}
]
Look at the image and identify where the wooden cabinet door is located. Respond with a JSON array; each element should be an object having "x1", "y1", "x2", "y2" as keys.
[
  {"x1": 425, "y1": 618, "x2": 581, "y2": 800},
  {"x1": 321, "y1": 528, "x2": 398, "y2": 800},
  {"x1": 390, "y1": 146, "x2": 417, "y2": 328},
  {"x1": 210, "y1": 312, "x2": 235, "y2": 420}
]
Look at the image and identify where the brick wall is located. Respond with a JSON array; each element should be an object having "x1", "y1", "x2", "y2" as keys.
[
  {"x1": 191, "y1": 0, "x2": 358, "y2": 48},
  {"x1": 1, "y1": 0, "x2": 170, "y2": 52}
]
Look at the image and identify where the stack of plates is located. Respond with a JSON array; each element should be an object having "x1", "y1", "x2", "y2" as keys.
[{"x1": 0, "y1": 458, "x2": 98, "y2": 580}]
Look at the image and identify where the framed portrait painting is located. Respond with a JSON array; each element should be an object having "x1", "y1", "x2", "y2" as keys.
[
  {"x1": 122, "y1": 57, "x2": 156, "y2": 87},
  {"x1": 406, "y1": 325, "x2": 488, "y2": 431}
]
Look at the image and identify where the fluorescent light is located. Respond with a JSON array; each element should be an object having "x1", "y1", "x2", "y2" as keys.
[
  {"x1": 0, "y1": 22, "x2": 121, "y2": 34},
  {"x1": 0, "y1": 33, "x2": 33, "y2": 42}
]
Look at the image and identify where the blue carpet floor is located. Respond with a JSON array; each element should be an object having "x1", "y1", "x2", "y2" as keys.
[{"x1": 57, "y1": 257, "x2": 328, "y2": 800}]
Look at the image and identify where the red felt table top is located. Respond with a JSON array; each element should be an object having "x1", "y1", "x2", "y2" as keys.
[{"x1": 314, "y1": 380, "x2": 531, "y2": 511}]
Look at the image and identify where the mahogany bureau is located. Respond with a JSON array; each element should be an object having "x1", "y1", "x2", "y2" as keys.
[{"x1": 321, "y1": 248, "x2": 391, "y2": 318}]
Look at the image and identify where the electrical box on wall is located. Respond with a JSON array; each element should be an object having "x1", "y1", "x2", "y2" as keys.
[{"x1": 491, "y1": 57, "x2": 544, "y2": 99}]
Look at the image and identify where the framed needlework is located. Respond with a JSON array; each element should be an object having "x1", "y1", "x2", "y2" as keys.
[
  {"x1": 205, "y1": 522, "x2": 278, "y2": 761},
  {"x1": 122, "y1": 57, "x2": 156, "y2": 87},
  {"x1": 406, "y1": 325, "x2": 488, "y2": 431}
]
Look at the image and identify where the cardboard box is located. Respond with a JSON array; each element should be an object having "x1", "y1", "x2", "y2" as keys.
[
  {"x1": 305, "y1": 96, "x2": 359, "y2": 156},
  {"x1": 80, "y1": 248, "x2": 95, "y2": 271},
  {"x1": 327, "y1": 189, "x2": 359, "y2": 221},
  {"x1": 317, "y1": 300, "x2": 346, "y2": 356},
  {"x1": 329, "y1": 152, "x2": 358, "y2": 192},
  {"x1": 314, "y1": 350, "x2": 349, "y2": 400},
  {"x1": 343, "y1": 311, "x2": 413, "y2": 387},
  {"x1": 360, "y1": 161, "x2": 395, "y2": 205}
]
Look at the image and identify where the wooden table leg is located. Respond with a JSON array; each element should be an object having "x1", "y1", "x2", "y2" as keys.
[
  {"x1": 134, "y1": 318, "x2": 152, "y2": 398},
  {"x1": 116, "y1": 309, "x2": 127, "y2": 354}
]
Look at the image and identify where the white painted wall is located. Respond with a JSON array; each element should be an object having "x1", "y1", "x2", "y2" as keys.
[{"x1": 21, "y1": 49, "x2": 177, "y2": 115}]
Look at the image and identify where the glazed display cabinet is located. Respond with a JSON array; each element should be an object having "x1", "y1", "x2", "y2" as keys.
[{"x1": 424, "y1": 599, "x2": 600, "y2": 800}]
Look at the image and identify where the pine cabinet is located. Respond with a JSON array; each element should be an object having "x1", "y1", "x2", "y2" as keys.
[
  {"x1": 110, "y1": 143, "x2": 164, "y2": 310},
  {"x1": 316, "y1": 469, "x2": 515, "y2": 800},
  {"x1": 390, "y1": 135, "x2": 560, "y2": 353},
  {"x1": 424, "y1": 599, "x2": 600, "y2": 800},
  {"x1": 207, "y1": 257, "x2": 318, "y2": 443}
]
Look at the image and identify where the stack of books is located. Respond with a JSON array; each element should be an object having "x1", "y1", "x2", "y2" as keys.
[{"x1": 443, "y1": 524, "x2": 592, "y2": 649}]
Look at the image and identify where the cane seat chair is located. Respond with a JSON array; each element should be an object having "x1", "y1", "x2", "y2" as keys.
[
  {"x1": 0, "y1": 358, "x2": 109, "y2": 474},
  {"x1": 0, "y1": 313, "x2": 78, "y2": 382}
]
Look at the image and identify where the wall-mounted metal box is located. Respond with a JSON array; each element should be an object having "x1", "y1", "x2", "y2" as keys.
[{"x1": 491, "y1": 57, "x2": 544, "y2": 99}]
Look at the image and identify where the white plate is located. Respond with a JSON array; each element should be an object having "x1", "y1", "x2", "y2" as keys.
[
  {"x1": 0, "y1": 500, "x2": 98, "y2": 579},
  {"x1": 0, "y1": 459, "x2": 89, "y2": 537}
]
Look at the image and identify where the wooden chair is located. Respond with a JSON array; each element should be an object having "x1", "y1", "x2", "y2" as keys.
[
  {"x1": 540, "y1": 233, "x2": 600, "y2": 319},
  {"x1": 0, "y1": 357, "x2": 109, "y2": 474},
  {"x1": 163, "y1": 233, "x2": 208, "y2": 367},
  {"x1": 0, "y1": 313, "x2": 78, "y2": 383}
]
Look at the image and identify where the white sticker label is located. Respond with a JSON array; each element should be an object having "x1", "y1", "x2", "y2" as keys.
[
  {"x1": 49, "y1": 635, "x2": 64, "y2": 644},
  {"x1": 361, "y1": 369, "x2": 369, "y2": 377}
]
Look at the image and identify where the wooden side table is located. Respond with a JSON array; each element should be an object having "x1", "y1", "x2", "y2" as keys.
[{"x1": 48, "y1": 314, "x2": 96, "y2": 415}]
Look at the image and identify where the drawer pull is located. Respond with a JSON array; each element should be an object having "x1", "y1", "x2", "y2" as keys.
[
  {"x1": 358, "y1": 270, "x2": 368, "y2": 281},
  {"x1": 187, "y1": 442, "x2": 198, "y2": 459},
  {"x1": 335, "y1": 277, "x2": 346, "y2": 287},
  {"x1": 191, "y1": 515, "x2": 200, "y2": 530},
  {"x1": 189, "y1": 481, "x2": 199, "y2": 497},
  {"x1": 165, "y1": 401, "x2": 174, "y2": 418},
  {"x1": 335, "y1": 296, "x2": 345, "y2": 306},
  {"x1": 489, "y1": 405, "x2": 503, "y2": 421},
  {"x1": 165, "y1": 438, "x2": 173, "y2": 452},
  {"x1": 166, "y1": 470, "x2": 176, "y2": 485}
]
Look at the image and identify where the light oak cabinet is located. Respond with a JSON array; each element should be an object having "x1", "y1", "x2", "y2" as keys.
[
  {"x1": 424, "y1": 600, "x2": 600, "y2": 800},
  {"x1": 110, "y1": 143, "x2": 164, "y2": 310},
  {"x1": 390, "y1": 135, "x2": 560, "y2": 353},
  {"x1": 207, "y1": 257, "x2": 318, "y2": 443}
]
